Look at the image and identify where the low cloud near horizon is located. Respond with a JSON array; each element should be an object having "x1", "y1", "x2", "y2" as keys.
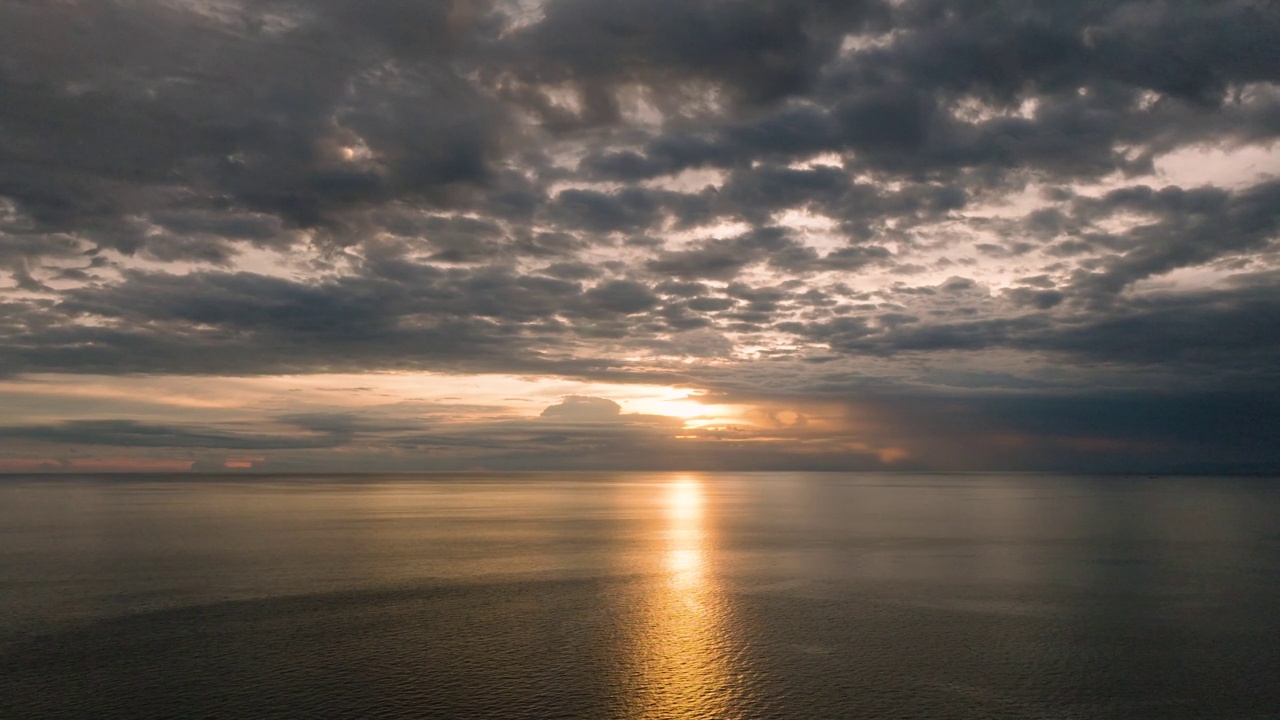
[{"x1": 1, "y1": 0, "x2": 1278, "y2": 473}]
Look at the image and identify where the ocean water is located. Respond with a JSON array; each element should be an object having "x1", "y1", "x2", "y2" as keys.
[{"x1": 1, "y1": 473, "x2": 1278, "y2": 719}]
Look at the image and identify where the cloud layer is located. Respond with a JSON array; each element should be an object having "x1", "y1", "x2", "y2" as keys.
[{"x1": 2, "y1": 0, "x2": 1278, "y2": 472}]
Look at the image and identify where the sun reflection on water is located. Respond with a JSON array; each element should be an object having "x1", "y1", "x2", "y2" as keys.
[{"x1": 627, "y1": 475, "x2": 740, "y2": 719}]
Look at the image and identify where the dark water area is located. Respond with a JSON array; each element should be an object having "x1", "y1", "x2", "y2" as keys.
[{"x1": 2, "y1": 472, "x2": 1278, "y2": 719}]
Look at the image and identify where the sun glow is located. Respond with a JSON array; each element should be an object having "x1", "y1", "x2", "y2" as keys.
[
  {"x1": 626, "y1": 393, "x2": 748, "y2": 428},
  {"x1": 625, "y1": 475, "x2": 740, "y2": 718},
  {"x1": 665, "y1": 478, "x2": 705, "y2": 586}
]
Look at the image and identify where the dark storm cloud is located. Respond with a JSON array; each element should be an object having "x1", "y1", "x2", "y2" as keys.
[
  {"x1": 2, "y1": 0, "x2": 1276, "y2": 246},
  {"x1": 2, "y1": 0, "x2": 1274, "y2": 256},
  {"x1": 778, "y1": 276, "x2": 1280, "y2": 387},
  {"x1": 3, "y1": 267, "x2": 552, "y2": 375},
  {"x1": 577, "y1": 1, "x2": 1280, "y2": 184},
  {"x1": 1063, "y1": 180, "x2": 1280, "y2": 299},
  {"x1": 547, "y1": 188, "x2": 664, "y2": 233},
  {"x1": 1041, "y1": 280, "x2": 1280, "y2": 374},
  {"x1": 854, "y1": 389, "x2": 1280, "y2": 474},
  {"x1": 647, "y1": 226, "x2": 891, "y2": 280},
  {"x1": 580, "y1": 103, "x2": 843, "y2": 181},
  {"x1": 491, "y1": 0, "x2": 885, "y2": 121},
  {"x1": 0, "y1": 0, "x2": 505, "y2": 247},
  {"x1": 580, "y1": 279, "x2": 659, "y2": 315},
  {"x1": 0, "y1": 261, "x2": 724, "y2": 377}
]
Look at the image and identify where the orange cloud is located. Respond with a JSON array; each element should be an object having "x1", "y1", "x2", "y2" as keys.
[
  {"x1": 877, "y1": 447, "x2": 910, "y2": 464},
  {"x1": 0, "y1": 458, "x2": 63, "y2": 472},
  {"x1": 67, "y1": 458, "x2": 195, "y2": 472}
]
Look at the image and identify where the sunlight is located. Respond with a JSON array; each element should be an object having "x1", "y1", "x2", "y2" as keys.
[
  {"x1": 667, "y1": 477, "x2": 703, "y2": 522},
  {"x1": 665, "y1": 478, "x2": 705, "y2": 588},
  {"x1": 627, "y1": 394, "x2": 748, "y2": 428},
  {"x1": 625, "y1": 474, "x2": 739, "y2": 718}
]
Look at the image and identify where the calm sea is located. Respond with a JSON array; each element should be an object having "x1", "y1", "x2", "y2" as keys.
[{"x1": 2, "y1": 473, "x2": 1278, "y2": 719}]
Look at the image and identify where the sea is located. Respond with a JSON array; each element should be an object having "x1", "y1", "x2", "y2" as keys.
[{"x1": 1, "y1": 472, "x2": 1278, "y2": 719}]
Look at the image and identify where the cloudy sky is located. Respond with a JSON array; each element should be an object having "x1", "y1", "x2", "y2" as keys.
[{"x1": 1, "y1": 0, "x2": 1277, "y2": 473}]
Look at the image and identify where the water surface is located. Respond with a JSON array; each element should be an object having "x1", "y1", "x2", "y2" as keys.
[{"x1": 2, "y1": 472, "x2": 1278, "y2": 718}]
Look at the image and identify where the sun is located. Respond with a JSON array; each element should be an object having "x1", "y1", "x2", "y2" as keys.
[{"x1": 627, "y1": 392, "x2": 747, "y2": 427}]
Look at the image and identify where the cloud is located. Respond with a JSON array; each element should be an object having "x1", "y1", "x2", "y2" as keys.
[
  {"x1": 2, "y1": 0, "x2": 1279, "y2": 471},
  {"x1": 540, "y1": 396, "x2": 622, "y2": 421},
  {"x1": 0, "y1": 419, "x2": 345, "y2": 450}
]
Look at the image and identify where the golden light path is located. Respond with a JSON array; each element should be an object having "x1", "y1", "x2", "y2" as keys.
[{"x1": 627, "y1": 475, "x2": 741, "y2": 719}]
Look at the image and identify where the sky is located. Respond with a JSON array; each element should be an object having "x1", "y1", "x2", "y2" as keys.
[{"x1": 1, "y1": 0, "x2": 1278, "y2": 473}]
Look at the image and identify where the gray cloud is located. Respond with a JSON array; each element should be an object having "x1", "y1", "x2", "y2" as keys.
[
  {"x1": 0, "y1": 419, "x2": 342, "y2": 450},
  {"x1": 540, "y1": 396, "x2": 621, "y2": 421}
]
